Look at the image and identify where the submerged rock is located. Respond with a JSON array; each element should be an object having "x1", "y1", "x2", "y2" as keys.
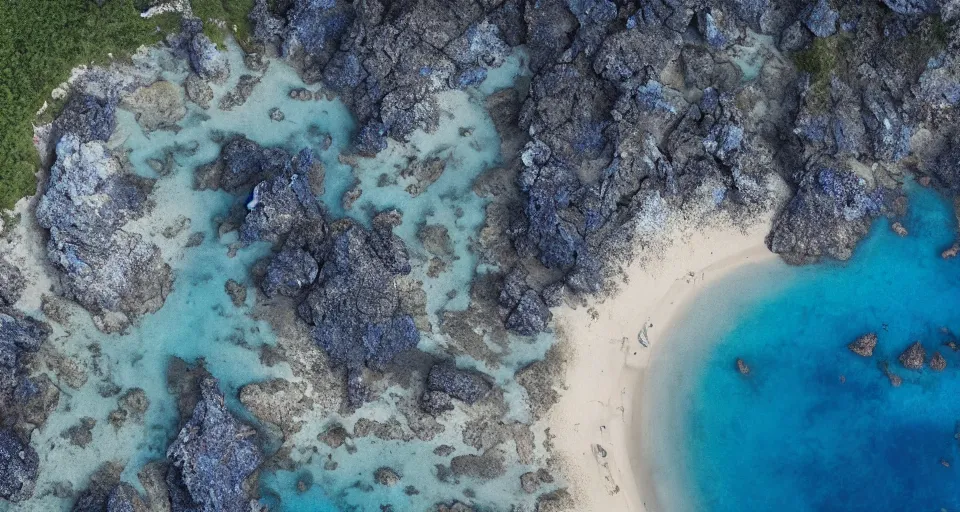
[
  {"x1": 736, "y1": 358, "x2": 751, "y2": 375},
  {"x1": 423, "y1": 363, "x2": 493, "y2": 408},
  {"x1": 899, "y1": 341, "x2": 927, "y2": 370},
  {"x1": 120, "y1": 80, "x2": 186, "y2": 132},
  {"x1": 848, "y1": 333, "x2": 878, "y2": 357},
  {"x1": 374, "y1": 467, "x2": 401, "y2": 487},
  {"x1": 166, "y1": 378, "x2": 263, "y2": 511}
]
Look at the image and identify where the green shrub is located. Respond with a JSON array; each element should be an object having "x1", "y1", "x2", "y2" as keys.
[{"x1": 0, "y1": 0, "x2": 253, "y2": 211}]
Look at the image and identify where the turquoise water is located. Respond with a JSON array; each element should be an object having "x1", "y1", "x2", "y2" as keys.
[
  {"x1": 7, "y1": 41, "x2": 553, "y2": 511},
  {"x1": 649, "y1": 185, "x2": 960, "y2": 512}
]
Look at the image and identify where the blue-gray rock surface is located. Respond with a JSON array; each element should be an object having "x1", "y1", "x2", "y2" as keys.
[
  {"x1": 36, "y1": 134, "x2": 172, "y2": 332},
  {"x1": 166, "y1": 377, "x2": 262, "y2": 512}
]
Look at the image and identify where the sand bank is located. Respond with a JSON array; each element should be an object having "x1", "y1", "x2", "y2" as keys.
[{"x1": 547, "y1": 215, "x2": 777, "y2": 511}]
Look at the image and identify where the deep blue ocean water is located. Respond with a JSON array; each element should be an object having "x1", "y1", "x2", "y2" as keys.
[{"x1": 650, "y1": 184, "x2": 960, "y2": 512}]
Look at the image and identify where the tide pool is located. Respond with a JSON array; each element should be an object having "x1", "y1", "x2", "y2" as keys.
[
  {"x1": 646, "y1": 184, "x2": 960, "y2": 512},
  {"x1": 4, "y1": 39, "x2": 554, "y2": 512}
]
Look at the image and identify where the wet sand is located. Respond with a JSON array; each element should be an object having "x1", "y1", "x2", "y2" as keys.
[{"x1": 547, "y1": 214, "x2": 777, "y2": 511}]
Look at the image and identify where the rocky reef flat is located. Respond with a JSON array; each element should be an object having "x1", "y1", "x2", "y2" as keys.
[{"x1": 1, "y1": 0, "x2": 959, "y2": 511}]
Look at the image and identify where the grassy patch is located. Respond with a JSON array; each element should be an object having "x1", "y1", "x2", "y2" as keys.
[
  {"x1": 793, "y1": 36, "x2": 842, "y2": 113},
  {"x1": 0, "y1": 0, "x2": 256, "y2": 211},
  {"x1": 0, "y1": 0, "x2": 182, "y2": 210},
  {"x1": 192, "y1": 0, "x2": 256, "y2": 48}
]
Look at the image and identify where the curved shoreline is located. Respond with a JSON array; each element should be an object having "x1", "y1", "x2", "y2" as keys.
[{"x1": 548, "y1": 215, "x2": 777, "y2": 511}]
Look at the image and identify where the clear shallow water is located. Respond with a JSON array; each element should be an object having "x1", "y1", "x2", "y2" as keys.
[
  {"x1": 6, "y1": 42, "x2": 553, "y2": 512},
  {"x1": 648, "y1": 185, "x2": 960, "y2": 512}
]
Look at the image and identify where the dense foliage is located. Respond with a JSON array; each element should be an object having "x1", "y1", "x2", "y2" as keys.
[{"x1": 0, "y1": 0, "x2": 252, "y2": 211}]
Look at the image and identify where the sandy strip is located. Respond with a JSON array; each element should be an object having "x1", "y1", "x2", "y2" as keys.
[{"x1": 546, "y1": 215, "x2": 777, "y2": 511}]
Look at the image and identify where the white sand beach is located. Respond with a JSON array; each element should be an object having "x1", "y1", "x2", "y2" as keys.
[{"x1": 546, "y1": 215, "x2": 777, "y2": 511}]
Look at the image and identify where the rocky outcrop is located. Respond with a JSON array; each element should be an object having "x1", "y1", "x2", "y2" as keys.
[
  {"x1": 420, "y1": 362, "x2": 493, "y2": 415},
  {"x1": 166, "y1": 378, "x2": 262, "y2": 511},
  {"x1": 768, "y1": 167, "x2": 887, "y2": 265},
  {"x1": 0, "y1": 429, "x2": 38, "y2": 502},
  {"x1": 930, "y1": 351, "x2": 947, "y2": 371},
  {"x1": 176, "y1": 19, "x2": 230, "y2": 84},
  {"x1": 848, "y1": 333, "x2": 878, "y2": 357},
  {"x1": 36, "y1": 134, "x2": 172, "y2": 332},
  {"x1": 899, "y1": 341, "x2": 927, "y2": 370},
  {"x1": 252, "y1": 0, "x2": 514, "y2": 153},
  {"x1": 0, "y1": 259, "x2": 25, "y2": 307}
]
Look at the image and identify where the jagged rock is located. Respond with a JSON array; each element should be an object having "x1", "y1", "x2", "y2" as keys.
[
  {"x1": 498, "y1": 267, "x2": 552, "y2": 335},
  {"x1": 36, "y1": 135, "x2": 172, "y2": 330},
  {"x1": 736, "y1": 358, "x2": 751, "y2": 375},
  {"x1": 181, "y1": 20, "x2": 230, "y2": 84},
  {"x1": 262, "y1": 247, "x2": 319, "y2": 298},
  {"x1": 930, "y1": 352, "x2": 947, "y2": 371},
  {"x1": 899, "y1": 341, "x2": 927, "y2": 370},
  {"x1": 424, "y1": 363, "x2": 492, "y2": 407},
  {"x1": 0, "y1": 259, "x2": 25, "y2": 307},
  {"x1": 768, "y1": 167, "x2": 886, "y2": 265},
  {"x1": 374, "y1": 467, "x2": 401, "y2": 487},
  {"x1": 1, "y1": 308, "x2": 50, "y2": 394},
  {"x1": 53, "y1": 94, "x2": 116, "y2": 143},
  {"x1": 166, "y1": 377, "x2": 262, "y2": 511},
  {"x1": 881, "y1": 0, "x2": 940, "y2": 15},
  {"x1": 297, "y1": 219, "x2": 420, "y2": 405},
  {"x1": 120, "y1": 81, "x2": 186, "y2": 131},
  {"x1": 240, "y1": 149, "x2": 323, "y2": 244},
  {"x1": 106, "y1": 483, "x2": 149, "y2": 512},
  {"x1": 71, "y1": 462, "x2": 125, "y2": 512},
  {"x1": 802, "y1": 0, "x2": 839, "y2": 38},
  {"x1": 0, "y1": 429, "x2": 38, "y2": 502},
  {"x1": 848, "y1": 333, "x2": 878, "y2": 357},
  {"x1": 269, "y1": 108, "x2": 285, "y2": 122}
]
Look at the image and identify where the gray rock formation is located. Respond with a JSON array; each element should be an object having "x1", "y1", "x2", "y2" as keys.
[
  {"x1": 0, "y1": 429, "x2": 38, "y2": 502},
  {"x1": 899, "y1": 341, "x2": 927, "y2": 370},
  {"x1": 36, "y1": 134, "x2": 172, "y2": 331},
  {"x1": 848, "y1": 333, "x2": 878, "y2": 357},
  {"x1": 166, "y1": 378, "x2": 263, "y2": 511}
]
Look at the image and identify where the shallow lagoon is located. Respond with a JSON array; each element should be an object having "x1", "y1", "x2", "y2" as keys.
[
  {"x1": 647, "y1": 185, "x2": 960, "y2": 512},
  {"x1": 5, "y1": 41, "x2": 554, "y2": 511}
]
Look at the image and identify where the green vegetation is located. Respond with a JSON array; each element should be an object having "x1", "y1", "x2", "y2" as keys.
[
  {"x1": 192, "y1": 0, "x2": 256, "y2": 48},
  {"x1": 793, "y1": 35, "x2": 843, "y2": 113},
  {"x1": 0, "y1": 0, "x2": 255, "y2": 211},
  {"x1": 0, "y1": 0, "x2": 180, "y2": 210}
]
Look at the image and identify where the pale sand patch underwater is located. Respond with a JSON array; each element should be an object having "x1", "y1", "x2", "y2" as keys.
[{"x1": 547, "y1": 213, "x2": 777, "y2": 511}]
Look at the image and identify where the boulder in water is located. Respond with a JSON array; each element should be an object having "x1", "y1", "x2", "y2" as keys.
[
  {"x1": 848, "y1": 333, "x2": 878, "y2": 357},
  {"x1": 930, "y1": 352, "x2": 947, "y2": 371},
  {"x1": 898, "y1": 341, "x2": 926, "y2": 370}
]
